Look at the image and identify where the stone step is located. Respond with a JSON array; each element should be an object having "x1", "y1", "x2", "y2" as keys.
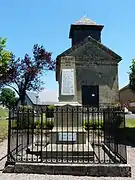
[{"x1": 12, "y1": 162, "x2": 131, "y2": 177}]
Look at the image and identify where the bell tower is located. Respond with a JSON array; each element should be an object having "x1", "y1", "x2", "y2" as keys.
[{"x1": 69, "y1": 16, "x2": 104, "y2": 46}]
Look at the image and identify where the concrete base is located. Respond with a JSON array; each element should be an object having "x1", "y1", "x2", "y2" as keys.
[{"x1": 4, "y1": 163, "x2": 131, "y2": 177}]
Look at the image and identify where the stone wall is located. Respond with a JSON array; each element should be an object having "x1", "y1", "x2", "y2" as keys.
[
  {"x1": 57, "y1": 39, "x2": 120, "y2": 105},
  {"x1": 76, "y1": 64, "x2": 119, "y2": 104},
  {"x1": 68, "y1": 40, "x2": 119, "y2": 105}
]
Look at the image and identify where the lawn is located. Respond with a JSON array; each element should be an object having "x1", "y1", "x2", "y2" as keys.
[
  {"x1": 0, "y1": 108, "x2": 8, "y2": 119},
  {"x1": 119, "y1": 119, "x2": 135, "y2": 145},
  {"x1": 0, "y1": 108, "x2": 8, "y2": 142},
  {"x1": 0, "y1": 120, "x2": 8, "y2": 142},
  {"x1": 126, "y1": 119, "x2": 135, "y2": 128}
]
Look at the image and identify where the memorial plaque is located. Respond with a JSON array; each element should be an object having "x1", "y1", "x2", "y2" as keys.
[
  {"x1": 61, "y1": 69, "x2": 75, "y2": 95},
  {"x1": 58, "y1": 132, "x2": 76, "y2": 142}
]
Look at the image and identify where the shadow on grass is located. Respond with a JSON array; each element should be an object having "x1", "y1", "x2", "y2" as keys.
[{"x1": 119, "y1": 128, "x2": 135, "y2": 147}]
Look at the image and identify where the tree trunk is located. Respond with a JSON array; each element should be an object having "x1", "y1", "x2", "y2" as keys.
[{"x1": 20, "y1": 94, "x2": 26, "y2": 106}]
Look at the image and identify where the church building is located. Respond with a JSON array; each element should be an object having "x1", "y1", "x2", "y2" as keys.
[{"x1": 56, "y1": 16, "x2": 122, "y2": 107}]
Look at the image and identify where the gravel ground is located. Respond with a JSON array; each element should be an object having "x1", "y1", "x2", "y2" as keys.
[{"x1": 0, "y1": 139, "x2": 134, "y2": 180}]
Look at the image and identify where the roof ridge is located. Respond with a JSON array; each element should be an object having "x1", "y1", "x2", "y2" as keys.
[
  {"x1": 58, "y1": 36, "x2": 91, "y2": 57},
  {"x1": 57, "y1": 36, "x2": 121, "y2": 61},
  {"x1": 87, "y1": 36, "x2": 122, "y2": 60}
]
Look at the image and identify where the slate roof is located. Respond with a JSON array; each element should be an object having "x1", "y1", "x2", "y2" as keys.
[
  {"x1": 26, "y1": 90, "x2": 58, "y2": 105},
  {"x1": 75, "y1": 16, "x2": 97, "y2": 25},
  {"x1": 26, "y1": 91, "x2": 40, "y2": 105},
  {"x1": 57, "y1": 35, "x2": 122, "y2": 61}
]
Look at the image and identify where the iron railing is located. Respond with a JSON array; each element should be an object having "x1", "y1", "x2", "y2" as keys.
[{"x1": 7, "y1": 106, "x2": 127, "y2": 165}]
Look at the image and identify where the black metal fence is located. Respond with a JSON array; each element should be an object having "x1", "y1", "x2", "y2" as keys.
[{"x1": 7, "y1": 105, "x2": 127, "y2": 165}]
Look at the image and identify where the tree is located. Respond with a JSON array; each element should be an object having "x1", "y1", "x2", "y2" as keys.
[
  {"x1": 0, "y1": 44, "x2": 55, "y2": 105},
  {"x1": 0, "y1": 38, "x2": 11, "y2": 83},
  {"x1": 0, "y1": 88, "x2": 17, "y2": 109},
  {"x1": 129, "y1": 59, "x2": 135, "y2": 91}
]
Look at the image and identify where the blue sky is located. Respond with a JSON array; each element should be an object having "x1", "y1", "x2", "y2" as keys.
[{"x1": 1, "y1": 0, "x2": 135, "y2": 91}]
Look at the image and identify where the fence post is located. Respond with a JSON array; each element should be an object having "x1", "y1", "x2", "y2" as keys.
[
  {"x1": 7, "y1": 108, "x2": 12, "y2": 163},
  {"x1": 40, "y1": 109, "x2": 43, "y2": 162},
  {"x1": 123, "y1": 109, "x2": 127, "y2": 163}
]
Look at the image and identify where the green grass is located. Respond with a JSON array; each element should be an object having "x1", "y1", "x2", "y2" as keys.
[
  {"x1": 126, "y1": 119, "x2": 135, "y2": 128},
  {"x1": 0, "y1": 120, "x2": 8, "y2": 142},
  {"x1": 0, "y1": 108, "x2": 8, "y2": 119},
  {"x1": 0, "y1": 108, "x2": 8, "y2": 142},
  {"x1": 118, "y1": 119, "x2": 135, "y2": 145}
]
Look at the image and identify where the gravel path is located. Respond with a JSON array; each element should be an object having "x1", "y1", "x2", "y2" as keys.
[{"x1": 0, "y1": 139, "x2": 134, "y2": 180}]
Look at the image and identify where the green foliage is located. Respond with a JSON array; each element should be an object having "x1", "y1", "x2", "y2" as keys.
[
  {"x1": 45, "y1": 120, "x2": 54, "y2": 130},
  {"x1": 83, "y1": 120, "x2": 103, "y2": 130},
  {"x1": 34, "y1": 119, "x2": 54, "y2": 130},
  {"x1": 113, "y1": 114, "x2": 124, "y2": 128},
  {"x1": 129, "y1": 58, "x2": 135, "y2": 91},
  {"x1": 12, "y1": 112, "x2": 34, "y2": 130},
  {"x1": 0, "y1": 37, "x2": 11, "y2": 81},
  {"x1": 0, "y1": 88, "x2": 18, "y2": 109},
  {"x1": 83, "y1": 115, "x2": 123, "y2": 131},
  {"x1": 47, "y1": 105, "x2": 55, "y2": 110},
  {"x1": 46, "y1": 105, "x2": 54, "y2": 118},
  {"x1": 34, "y1": 119, "x2": 41, "y2": 128},
  {"x1": 12, "y1": 107, "x2": 34, "y2": 129},
  {"x1": 105, "y1": 113, "x2": 124, "y2": 129},
  {"x1": 18, "y1": 105, "x2": 32, "y2": 111}
]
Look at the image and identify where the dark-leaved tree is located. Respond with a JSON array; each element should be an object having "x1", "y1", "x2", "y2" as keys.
[
  {"x1": 129, "y1": 59, "x2": 135, "y2": 91},
  {"x1": 0, "y1": 44, "x2": 56, "y2": 105}
]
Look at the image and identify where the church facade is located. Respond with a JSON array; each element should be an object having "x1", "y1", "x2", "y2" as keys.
[{"x1": 56, "y1": 16, "x2": 122, "y2": 107}]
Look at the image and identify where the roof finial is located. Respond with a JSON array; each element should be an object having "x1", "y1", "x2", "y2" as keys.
[{"x1": 75, "y1": 15, "x2": 97, "y2": 25}]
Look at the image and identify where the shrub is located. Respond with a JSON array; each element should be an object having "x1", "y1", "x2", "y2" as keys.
[
  {"x1": 47, "y1": 105, "x2": 55, "y2": 110},
  {"x1": 12, "y1": 114, "x2": 34, "y2": 130},
  {"x1": 18, "y1": 105, "x2": 32, "y2": 111},
  {"x1": 45, "y1": 120, "x2": 54, "y2": 130},
  {"x1": 46, "y1": 105, "x2": 55, "y2": 118},
  {"x1": 34, "y1": 119, "x2": 54, "y2": 130},
  {"x1": 83, "y1": 120, "x2": 103, "y2": 130},
  {"x1": 11, "y1": 106, "x2": 34, "y2": 129},
  {"x1": 34, "y1": 119, "x2": 42, "y2": 128},
  {"x1": 100, "y1": 123, "x2": 104, "y2": 130},
  {"x1": 113, "y1": 114, "x2": 124, "y2": 128},
  {"x1": 11, "y1": 108, "x2": 34, "y2": 129}
]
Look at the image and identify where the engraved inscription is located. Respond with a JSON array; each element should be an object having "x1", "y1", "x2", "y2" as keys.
[
  {"x1": 61, "y1": 69, "x2": 75, "y2": 95},
  {"x1": 58, "y1": 132, "x2": 76, "y2": 142}
]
